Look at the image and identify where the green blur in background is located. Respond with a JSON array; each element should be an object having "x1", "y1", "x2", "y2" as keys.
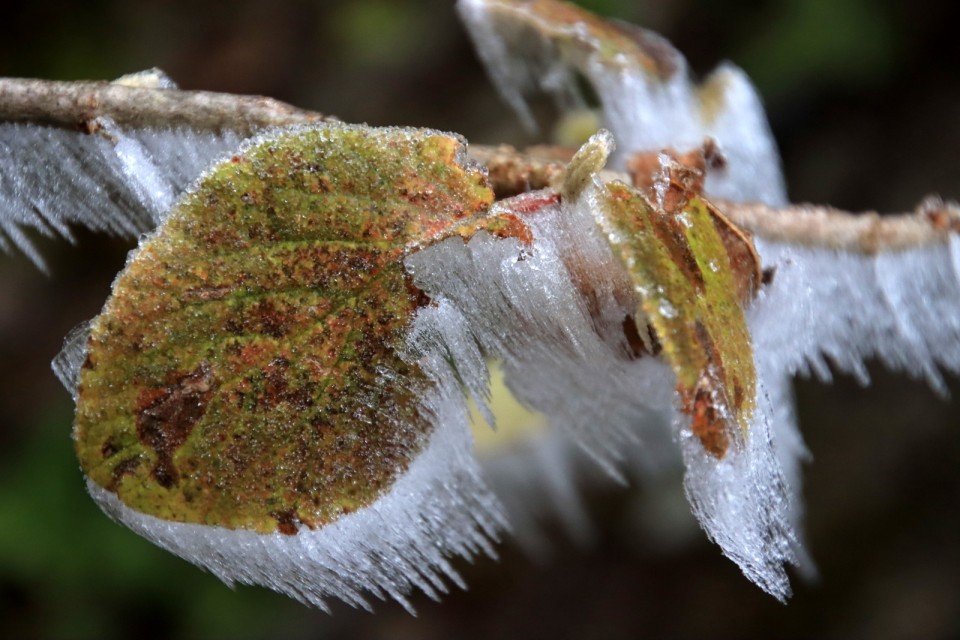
[{"x1": 1, "y1": 1, "x2": 959, "y2": 638}]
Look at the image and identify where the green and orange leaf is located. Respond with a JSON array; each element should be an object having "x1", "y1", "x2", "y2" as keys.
[
  {"x1": 590, "y1": 156, "x2": 759, "y2": 457},
  {"x1": 74, "y1": 124, "x2": 501, "y2": 534}
]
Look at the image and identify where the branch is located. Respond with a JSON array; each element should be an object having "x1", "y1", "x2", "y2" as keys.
[
  {"x1": 720, "y1": 199, "x2": 960, "y2": 253},
  {"x1": 465, "y1": 143, "x2": 570, "y2": 197},
  {"x1": 0, "y1": 77, "x2": 334, "y2": 134},
  {"x1": 2, "y1": 78, "x2": 957, "y2": 254},
  {"x1": 472, "y1": 143, "x2": 960, "y2": 253}
]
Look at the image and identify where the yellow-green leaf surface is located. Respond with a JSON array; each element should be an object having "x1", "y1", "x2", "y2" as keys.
[
  {"x1": 74, "y1": 124, "x2": 494, "y2": 534},
  {"x1": 595, "y1": 180, "x2": 757, "y2": 457}
]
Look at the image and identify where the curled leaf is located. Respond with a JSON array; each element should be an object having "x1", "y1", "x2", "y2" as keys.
[{"x1": 458, "y1": 0, "x2": 788, "y2": 205}]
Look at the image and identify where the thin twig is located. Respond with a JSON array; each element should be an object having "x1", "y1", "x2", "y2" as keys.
[
  {"x1": 3, "y1": 78, "x2": 957, "y2": 254},
  {"x1": 466, "y1": 143, "x2": 570, "y2": 197},
  {"x1": 0, "y1": 78, "x2": 333, "y2": 135},
  {"x1": 719, "y1": 199, "x2": 960, "y2": 254},
  {"x1": 471, "y1": 142, "x2": 960, "y2": 253}
]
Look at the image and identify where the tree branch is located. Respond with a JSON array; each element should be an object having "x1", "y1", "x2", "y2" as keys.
[
  {"x1": 2, "y1": 78, "x2": 957, "y2": 254},
  {"x1": 719, "y1": 198, "x2": 960, "y2": 254},
  {"x1": 472, "y1": 143, "x2": 960, "y2": 254},
  {"x1": 0, "y1": 77, "x2": 334, "y2": 134}
]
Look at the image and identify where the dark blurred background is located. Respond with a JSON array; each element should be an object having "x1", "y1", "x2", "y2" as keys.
[{"x1": 1, "y1": 1, "x2": 959, "y2": 638}]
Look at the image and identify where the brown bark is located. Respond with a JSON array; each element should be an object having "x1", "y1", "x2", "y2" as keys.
[{"x1": 0, "y1": 77, "x2": 333, "y2": 134}]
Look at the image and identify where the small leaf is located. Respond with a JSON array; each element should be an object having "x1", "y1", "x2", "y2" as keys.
[{"x1": 591, "y1": 154, "x2": 759, "y2": 457}]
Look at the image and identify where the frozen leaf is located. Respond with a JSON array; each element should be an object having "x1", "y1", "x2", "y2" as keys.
[
  {"x1": 574, "y1": 135, "x2": 799, "y2": 597},
  {"x1": 406, "y1": 139, "x2": 801, "y2": 598},
  {"x1": 458, "y1": 0, "x2": 787, "y2": 205},
  {"x1": 70, "y1": 123, "x2": 509, "y2": 611},
  {"x1": 586, "y1": 139, "x2": 760, "y2": 457}
]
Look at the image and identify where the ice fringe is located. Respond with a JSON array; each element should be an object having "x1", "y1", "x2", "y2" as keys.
[
  {"x1": 9, "y1": 2, "x2": 957, "y2": 606},
  {"x1": 738, "y1": 232, "x2": 960, "y2": 584},
  {"x1": 455, "y1": 0, "x2": 812, "y2": 595},
  {"x1": 69, "y1": 332, "x2": 505, "y2": 613},
  {"x1": 0, "y1": 120, "x2": 243, "y2": 268},
  {"x1": 751, "y1": 236, "x2": 960, "y2": 394},
  {"x1": 46, "y1": 122, "x2": 510, "y2": 612}
]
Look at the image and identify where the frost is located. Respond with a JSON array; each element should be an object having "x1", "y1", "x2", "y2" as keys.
[
  {"x1": 51, "y1": 321, "x2": 91, "y2": 403},
  {"x1": 61, "y1": 122, "x2": 507, "y2": 612},
  {"x1": 7, "y1": 2, "x2": 957, "y2": 609},
  {"x1": 406, "y1": 175, "x2": 806, "y2": 598},
  {"x1": 86, "y1": 362, "x2": 504, "y2": 613},
  {"x1": 479, "y1": 428, "x2": 601, "y2": 556},
  {"x1": 406, "y1": 195, "x2": 677, "y2": 480},
  {"x1": 677, "y1": 370, "x2": 802, "y2": 600},
  {"x1": 457, "y1": 0, "x2": 787, "y2": 205},
  {"x1": 750, "y1": 236, "x2": 960, "y2": 394},
  {"x1": 474, "y1": 389, "x2": 680, "y2": 558},
  {"x1": 0, "y1": 121, "x2": 244, "y2": 268},
  {"x1": 732, "y1": 234, "x2": 960, "y2": 585}
]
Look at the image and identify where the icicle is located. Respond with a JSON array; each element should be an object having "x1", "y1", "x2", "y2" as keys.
[
  {"x1": 0, "y1": 120, "x2": 244, "y2": 267},
  {"x1": 749, "y1": 236, "x2": 960, "y2": 395}
]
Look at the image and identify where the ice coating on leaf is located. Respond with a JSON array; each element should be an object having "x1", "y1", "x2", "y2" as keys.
[
  {"x1": 0, "y1": 120, "x2": 244, "y2": 268},
  {"x1": 76, "y1": 122, "x2": 493, "y2": 530},
  {"x1": 72, "y1": 122, "x2": 507, "y2": 609},
  {"x1": 458, "y1": 0, "x2": 787, "y2": 205},
  {"x1": 578, "y1": 171, "x2": 803, "y2": 598},
  {"x1": 407, "y1": 143, "x2": 802, "y2": 598},
  {"x1": 676, "y1": 376, "x2": 799, "y2": 600},
  {"x1": 88, "y1": 365, "x2": 503, "y2": 613},
  {"x1": 406, "y1": 193, "x2": 675, "y2": 479}
]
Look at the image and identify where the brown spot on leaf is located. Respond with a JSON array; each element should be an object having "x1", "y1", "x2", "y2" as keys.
[
  {"x1": 689, "y1": 381, "x2": 731, "y2": 458},
  {"x1": 101, "y1": 439, "x2": 119, "y2": 459},
  {"x1": 405, "y1": 279, "x2": 432, "y2": 310},
  {"x1": 252, "y1": 299, "x2": 291, "y2": 338},
  {"x1": 255, "y1": 356, "x2": 314, "y2": 411},
  {"x1": 111, "y1": 457, "x2": 141, "y2": 489},
  {"x1": 272, "y1": 509, "x2": 301, "y2": 536},
  {"x1": 136, "y1": 362, "x2": 215, "y2": 487}
]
